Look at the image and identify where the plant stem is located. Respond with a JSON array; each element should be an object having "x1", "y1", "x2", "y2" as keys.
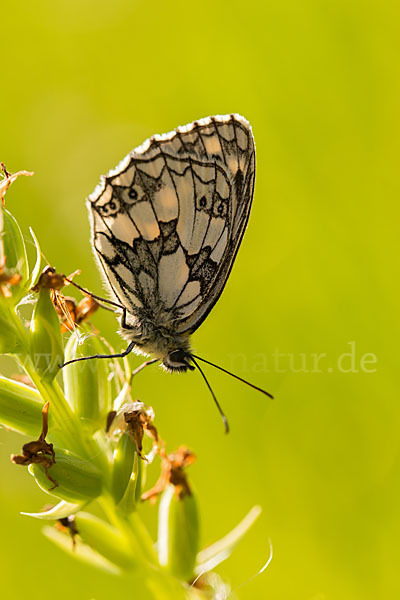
[
  {"x1": 99, "y1": 495, "x2": 191, "y2": 599},
  {"x1": 100, "y1": 494, "x2": 157, "y2": 565},
  {"x1": 9, "y1": 302, "x2": 94, "y2": 456}
]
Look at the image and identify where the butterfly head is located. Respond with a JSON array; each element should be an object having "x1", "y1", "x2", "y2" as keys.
[
  {"x1": 124, "y1": 324, "x2": 195, "y2": 373},
  {"x1": 162, "y1": 349, "x2": 195, "y2": 373}
]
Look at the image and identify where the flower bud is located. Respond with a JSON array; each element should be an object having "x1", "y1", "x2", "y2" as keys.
[
  {"x1": 30, "y1": 287, "x2": 64, "y2": 381},
  {"x1": 111, "y1": 432, "x2": 135, "y2": 504},
  {"x1": 29, "y1": 448, "x2": 103, "y2": 502},
  {"x1": 158, "y1": 484, "x2": 200, "y2": 582},
  {"x1": 63, "y1": 332, "x2": 111, "y2": 430},
  {"x1": 0, "y1": 376, "x2": 43, "y2": 436}
]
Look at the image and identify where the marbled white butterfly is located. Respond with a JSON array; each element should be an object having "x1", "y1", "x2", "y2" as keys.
[{"x1": 64, "y1": 115, "x2": 272, "y2": 430}]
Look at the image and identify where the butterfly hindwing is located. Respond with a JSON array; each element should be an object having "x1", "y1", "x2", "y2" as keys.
[{"x1": 88, "y1": 114, "x2": 255, "y2": 335}]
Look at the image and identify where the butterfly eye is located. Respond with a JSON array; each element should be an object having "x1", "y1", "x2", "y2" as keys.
[
  {"x1": 199, "y1": 196, "x2": 207, "y2": 208},
  {"x1": 169, "y1": 349, "x2": 187, "y2": 362},
  {"x1": 128, "y1": 188, "x2": 138, "y2": 200},
  {"x1": 164, "y1": 349, "x2": 194, "y2": 372}
]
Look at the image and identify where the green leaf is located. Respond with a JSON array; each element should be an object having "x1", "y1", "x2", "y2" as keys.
[
  {"x1": 1, "y1": 207, "x2": 29, "y2": 289},
  {"x1": 118, "y1": 476, "x2": 137, "y2": 515},
  {"x1": 26, "y1": 227, "x2": 41, "y2": 290},
  {"x1": 195, "y1": 505, "x2": 262, "y2": 574},
  {"x1": 42, "y1": 525, "x2": 121, "y2": 574},
  {"x1": 0, "y1": 375, "x2": 44, "y2": 436},
  {"x1": 0, "y1": 308, "x2": 19, "y2": 354},
  {"x1": 21, "y1": 500, "x2": 86, "y2": 520},
  {"x1": 29, "y1": 448, "x2": 103, "y2": 503}
]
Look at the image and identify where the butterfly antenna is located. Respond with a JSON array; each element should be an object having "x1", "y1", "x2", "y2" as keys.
[
  {"x1": 191, "y1": 354, "x2": 274, "y2": 399},
  {"x1": 190, "y1": 355, "x2": 229, "y2": 434}
]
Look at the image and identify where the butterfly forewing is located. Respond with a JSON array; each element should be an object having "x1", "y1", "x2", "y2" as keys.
[{"x1": 88, "y1": 114, "x2": 255, "y2": 336}]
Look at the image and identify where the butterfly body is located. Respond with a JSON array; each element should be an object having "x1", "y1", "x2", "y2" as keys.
[
  {"x1": 88, "y1": 114, "x2": 255, "y2": 372},
  {"x1": 121, "y1": 314, "x2": 193, "y2": 372}
]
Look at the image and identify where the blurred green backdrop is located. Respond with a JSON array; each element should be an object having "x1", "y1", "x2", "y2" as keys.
[{"x1": 1, "y1": 1, "x2": 398, "y2": 598}]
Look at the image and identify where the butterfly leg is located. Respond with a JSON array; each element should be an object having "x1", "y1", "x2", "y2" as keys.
[
  {"x1": 64, "y1": 277, "x2": 124, "y2": 314},
  {"x1": 65, "y1": 276, "x2": 137, "y2": 338},
  {"x1": 129, "y1": 358, "x2": 158, "y2": 384},
  {"x1": 120, "y1": 306, "x2": 131, "y2": 330},
  {"x1": 61, "y1": 341, "x2": 136, "y2": 368}
]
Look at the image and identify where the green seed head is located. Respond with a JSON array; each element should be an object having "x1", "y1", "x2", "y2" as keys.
[
  {"x1": 0, "y1": 376, "x2": 44, "y2": 437},
  {"x1": 158, "y1": 484, "x2": 200, "y2": 582},
  {"x1": 63, "y1": 331, "x2": 112, "y2": 430},
  {"x1": 111, "y1": 432, "x2": 136, "y2": 504},
  {"x1": 29, "y1": 448, "x2": 103, "y2": 503},
  {"x1": 30, "y1": 286, "x2": 64, "y2": 381}
]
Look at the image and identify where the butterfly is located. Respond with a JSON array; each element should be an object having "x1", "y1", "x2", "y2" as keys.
[{"x1": 64, "y1": 115, "x2": 272, "y2": 431}]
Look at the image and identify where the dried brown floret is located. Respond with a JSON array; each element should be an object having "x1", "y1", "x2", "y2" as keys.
[
  {"x1": 142, "y1": 445, "x2": 195, "y2": 502},
  {"x1": 11, "y1": 402, "x2": 57, "y2": 489}
]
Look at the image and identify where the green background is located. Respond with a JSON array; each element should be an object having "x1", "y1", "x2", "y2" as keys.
[{"x1": 1, "y1": 1, "x2": 397, "y2": 598}]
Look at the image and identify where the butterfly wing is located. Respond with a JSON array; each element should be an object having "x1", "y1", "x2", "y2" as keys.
[{"x1": 88, "y1": 114, "x2": 255, "y2": 335}]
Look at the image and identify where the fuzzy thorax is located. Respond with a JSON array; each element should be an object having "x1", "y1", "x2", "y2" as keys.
[{"x1": 120, "y1": 317, "x2": 193, "y2": 372}]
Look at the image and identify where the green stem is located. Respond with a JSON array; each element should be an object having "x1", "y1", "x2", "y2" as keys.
[
  {"x1": 145, "y1": 576, "x2": 188, "y2": 600},
  {"x1": 100, "y1": 494, "x2": 157, "y2": 565},
  {"x1": 99, "y1": 495, "x2": 191, "y2": 599},
  {"x1": 9, "y1": 303, "x2": 96, "y2": 458},
  {"x1": 19, "y1": 357, "x2": 83, "y2": 453}
]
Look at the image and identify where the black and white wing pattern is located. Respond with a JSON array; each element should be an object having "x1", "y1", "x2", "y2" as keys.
[{"x1": 88, "y1": 114, "x2": 255, "y2": 337}]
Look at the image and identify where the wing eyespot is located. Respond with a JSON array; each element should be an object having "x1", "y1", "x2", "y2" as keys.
[
  {"x1": 196, "y1": 195, "x2": 212, "y2": 213},
  {"x1": 97, "y1": 197, "x2": 121, "y2": 217}
]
